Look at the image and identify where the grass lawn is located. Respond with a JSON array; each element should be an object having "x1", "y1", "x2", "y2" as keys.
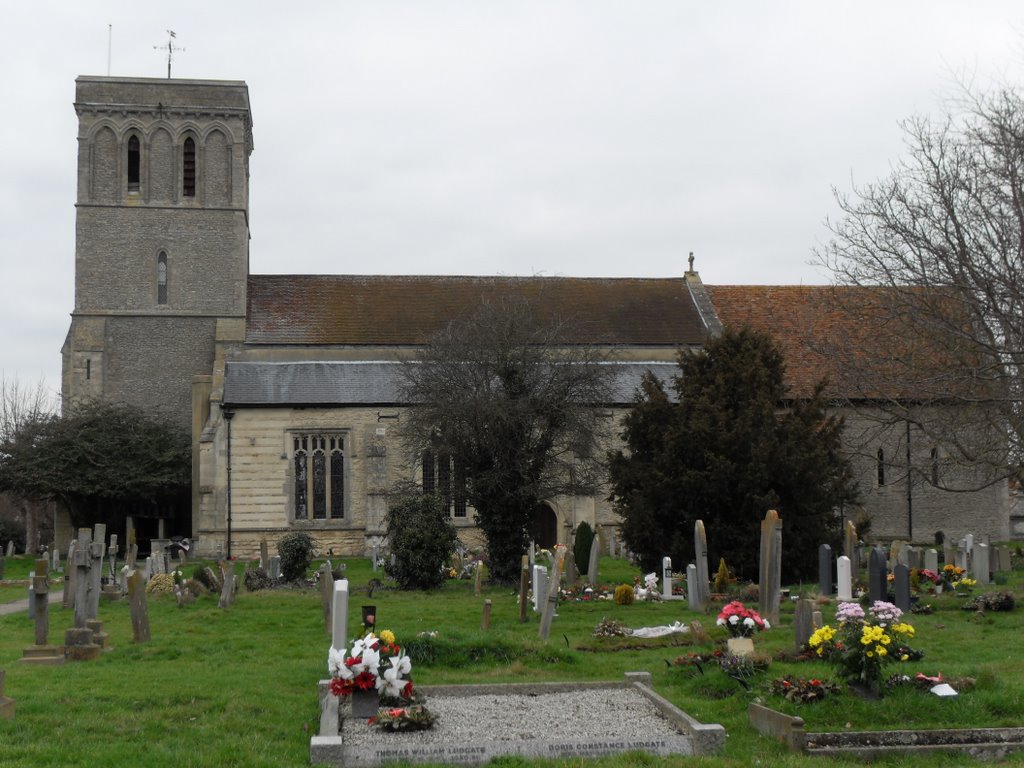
[{"x1": 1, "y1": 553, "x2": 1023, "y2": 767}]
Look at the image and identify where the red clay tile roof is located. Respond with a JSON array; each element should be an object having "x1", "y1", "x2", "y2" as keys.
[
  {"x1": 708, "y1": 285, "x2": 881, "y2": 399},
  {"x1": 246, "y1": 274, "x2": 709, "y2": 347}
]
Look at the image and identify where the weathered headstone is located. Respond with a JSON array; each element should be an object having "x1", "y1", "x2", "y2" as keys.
[
  {"x1": 955, "y1": 546, "x2": 969, "y2": 572},
  {"x1": 893, "y1": 563, "x2": 911, "y2": 612},
  {"x1": 51, "y1": 547, "x2": 61, "y2": 573},
  {"x1": 793, "y1": 598, "x2": 814, "y2": 649},
  {"x1": 260, "y1": 538, "x2": 270, "y2": 571},
  {"x1": 218, "y1": 562, "x2": 236, "y2": 609},
  {"x1": 995, "y1": 545, "x2": 1012, "y2": 573},
  {"x1": 5, "y1": 541, "x2": 13, "y2": 558},
  {"x1": 587, "y1": 537, "x2": 600, "y2": 586},
  {"x1": 62, "y1": 540, "x2": 77, "y2": 610},
  {"x1": 868, "y1": 547, "x2": 888, "y2": 603},
  {"x1": 843, "y1": 520, "x2": 858, "y2": 566},
  {"x1": 532, "y1": 565, "x2": 548, "y2": 613},
  {"x1": 836, "y1": 555, "x2": 852, "y2": 601},
  {"x1": 21, "y1": 558, "x2": 64, "y2": 665},
  {"x1": 758, "y1": 510, "x2": 783, "y2": 624},
  {"x1": 65, "y1": 528, "x2": 101, "y2": 661},
  {"x1": 86, "y1": 523, "x2": 106, "y2": 623},
  {"x1": 538, "y1": 547, "x2": 565, "y2": 640},
  {"x1": 481, "y1": 599, "x2": 492, "y2": 630},
  {"x1": 474, "y1": 560, "x2": 483, "y2": 597},
  {"x1": 27, "y1": 572, "x2": 35, "y2": 620},
  {"x1": 924, "y1": 548, "x2": 939, "y2": 574},
  {"x1": 319, "y1": 562, "x2": 334, "y2": 633},
  {"x1": 694, "y1": 520, "x2": 711, "y2": 606},
  {"x1": 818, "y1": 544, "x2": 833, "y2": 595},
  {"x1": 662, "y1": 557, "x2": 673, "y2": 600},
  {"x1": 127, "y1": 570, "x2": 150, "y2": 643},
  {"x1": 331, "y1": 579, "x2": 349, "y2": 654},
  {"x1": 974, "y1": 542, "x2": 991, "y2": 584},
  {"x1": 686, "y1": 563, "x2": 703, "y2": 611},
  {"x1": 0, "y1": 670, "x2": 14, "y2": 719},
  {"x1": 268, "y1": 555, "x2": 282, "y2": 581},
  {"x1": 370, "y1": 543, "x2": 378, "y2": 572},
  {"x1": 905, "y1": 546, "x2": 922, "y2": 570},
  {"x1": 564, "y1": 551, "x2": 578, "y2": 585},
  {"x1": 107, "y1": 535, "x2": 119, "y2": 579},
  {"x1": 812, "y1": 609, "x2": 824, "y2": 630}
]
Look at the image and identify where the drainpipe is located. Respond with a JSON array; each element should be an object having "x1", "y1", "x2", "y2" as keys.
[{"x1": 222, "y1": 406, "x2": 235, "y2": 559}]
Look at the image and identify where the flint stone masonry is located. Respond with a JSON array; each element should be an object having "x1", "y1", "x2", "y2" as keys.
[{"x1": 311, "y1": 675, "x2": 725, "y2": 766}]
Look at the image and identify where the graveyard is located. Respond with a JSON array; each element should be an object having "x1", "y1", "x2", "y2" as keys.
[{"x1": 0, "y1": 530, "x2": 1023, "y2": 767}]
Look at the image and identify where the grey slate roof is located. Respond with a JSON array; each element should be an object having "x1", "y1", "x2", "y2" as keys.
[{"x1": 222, "y1": 360, "x2": 678, "y2": 407}]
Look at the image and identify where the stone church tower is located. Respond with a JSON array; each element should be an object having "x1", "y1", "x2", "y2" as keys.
[{"x1": 61, "y1": 77, "x2": 253, "y2": 427}]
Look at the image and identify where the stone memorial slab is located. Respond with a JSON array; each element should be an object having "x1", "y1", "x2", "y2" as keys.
[
  {"x1": 518, "y1": 555, "x2": 529, "y2": 623},
  {"x1": 260, "y1": 538, "x2": 270, "y2": 570},
  {"x1": 836, "y1": 555, "x2": 852, "y2": 601},
  {"x1": 924, "y1": 549, "x2": 939, "y2": 574},
  {"x1": 686, "y1": 563, "x2": 703, "y2": 611},
  {"x1": 320, "y1": 563, "x2": 335, "y2": 633},
  {"x1": 893, "y1": 563, "x2": 911, "y2": 612},
  {"x1": 127, "y1": 570, "x2": 150, "y2": 643},
  {"x1": 793, "y1": 598, "x2": 814, "y2": 649},
  {"x1": 269, "y1": 555, "x2": 282, "y2": 581},
  {"x1": 539, "y1": 548, "x2": 565, "y2": 640},
  {"x1": 758, "y1": 510, "x2": 782, "y2": 624},
  {"x1": 5, "y1": 541, "x2": 13, "y2": 558},
  {"x1": 843, "y1": 521, "x2": 858, "y2": 565},
  {"x1": 587, "y1": 537, "x2": 600, "y2": 586},
  {"x1": 331, "y1": 579, "x2": 349, "y2": 654},
  {"x1": 532, "y1": 565, "x2": 547, "y2": 613},
  {"x1": 662, "y1": 557, "x2": 673, "y2": 600},
  {"x1": 694, "y1": 520, "x2": 711, "y2": 606},
  {"x1": 868, "y1": 547, "x2": 887, "y2": 604},
  {"x1": 974, "y1": 543, "x2": 991, "y2": 584},
  {"x1": 818, "y1": 544, "x2": 833, "y2": 595}
]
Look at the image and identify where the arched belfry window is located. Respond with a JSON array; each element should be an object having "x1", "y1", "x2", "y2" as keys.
[
  {"x1": 157, "y1": 252, "x2": 168, "y2": 305},
  {"x1": 876, "y1": 448, "x2": 885, "y2": 486},
  {"x1": 127, "y1": 135, "x2": 140, "y2": 192},
  {"x1": 182, "y1": 136, "x2": 196, "y2": 197}
]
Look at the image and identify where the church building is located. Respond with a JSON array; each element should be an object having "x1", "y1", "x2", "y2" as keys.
[{"x1": 61, "y1": 76, "x2": 1010, "y2": 558}]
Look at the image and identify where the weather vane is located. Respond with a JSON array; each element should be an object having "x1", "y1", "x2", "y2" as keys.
[{"x1": 154, "y1": 30, "x2": 184, "y2": 78}]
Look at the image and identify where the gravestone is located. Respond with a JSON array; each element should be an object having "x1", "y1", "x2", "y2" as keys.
[
  {"x1": 893, "y1": 563, "x2": 911, "y2": 612},
  {"x1": 370, "y1": 543, "x2": 378, "y2": 572},
  {"x1": 474, "y1": 560, "x2": 483, "y2": 597},
  {"x1": 21, "y1": 558, "x2": 64, "y2": 665},
  {"x1": 686, "y1": 563, "x2": 703, "y2": 611},
  {"x1": 519, "y1": 555, "x2": 529, "y2": 623},
  {"x1": 974, "y1": 543, "x2": 991, "y2": 584},
  {"x1": 127, "y1": 570, "x2": 150, "y2": 643},
  {"x1": 481, "y1": 599, "x2": 492, "y2": 630},
  {"x1": 793, "y1": 598, "x2": 814, "y2": 649},
  {"x1": 532, "y1": 566, "x2": 548, "y2": 613},
  {"x1": 218, "y1": 562, "x2": 236, "y2": 609},
  {"x1": 62, "y1": 540, "x2": 76, "y2": 610},
  {"x1": 905, "y1": 546, "x2": 922, "y2": 570},
  {"x1": 5, "y1": 541, "x2": 13, "y2": 558},
  {"x1": 331, "y1": 580, "x2": 349, "y2": 655},
  {"x1": 955, "y1": 546, "x2": 969, "y2": 572},
  {"x1": 943, "y1": 544, "x2": 956, "y2": 567},
  {"x1": 0, "y1": 550, "x2": 4, "y2": 579},
  {"x1": 143, "y1": 556, "x2": 153, "y2": 580},
  {"x1": 758, "y1": 510, "x2": 783, "y2": 624},
  {"x1": 587, "y1": 537, "x2": 600, "y2": 586},
  {"x1": 818, "y1": 544, "x2": 833, "y2": 595},
  {"x1": 889, "y1": 540, "x2": 908, "y2": 569},
  {"x1": 27, "y1": 572, "x2": 35, "y2": 620},
  {"x1": 86, "y1": 523, "x2": 106, "y2": 624},
  {"x1": 694, "y1": 520, "x2": 711, "y2": 605},
  {"x1": 994, "y1": 545, "x2": 1012, "y2": 573},
  {"x1": 51, "y1": 547, "x2": 61, "y2": 573},
  {"x1": 843, "y1": 521, "x2": 858, "y2": 566},
  {"x1": 564, "y1": 551, "x2": 578, "y2": 585},
  {"x1": 538, "y1": 547, "x2": 565, "y2": 640},
  {"x1": 260, "y1": 539, "x2": 270, "y2": 571},
  {"x1": 924, "y1": 549, "x2": 939, "y2": 574},
  {"x1": 868, "y1": 547, "x2": 888, "y2": 604},
  {"x1": 0, "y1": 670, "x2": 13, "y2": 719},
  {"x1": 65, "y1": 528, "x2": 101, "y2": 661},
  {"x1": 836, "y1": 555, "x2": 853, "y2": 601},
  {"x1": 269, "y1": 555, "x2": 282, "y2": 581},
  {"x1": 662, "y1": 557, "x2": 673, "y2": 599},
  {"x1": 319, "y1": 562, "x2": 334, "y2": 633}
]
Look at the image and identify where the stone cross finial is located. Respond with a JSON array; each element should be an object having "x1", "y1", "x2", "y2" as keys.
[{"x1": 687, "y1": 251, "x2": 695, "y2": 272}]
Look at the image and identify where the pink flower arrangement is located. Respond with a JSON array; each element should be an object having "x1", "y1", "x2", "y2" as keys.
[{"x1": 716, "y1": 601, "x2": 770, "y2": 637}]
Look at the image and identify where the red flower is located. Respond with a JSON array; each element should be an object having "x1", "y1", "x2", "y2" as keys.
[
  {"x1": 329, "y1": 678, "x2": 354, "y2": 697},
  {"x1": 810, "y1": 679, "x2": 821, "y2": 686},
  {"x1": 402, "y1": 681, "x2": 414, "y2": 699},
  {"x1": 388, "y1": 708, "x2": 405, "y2": 717},
  {"x1": 353, "y1": 671, "x2": 377, "y2": 691}
]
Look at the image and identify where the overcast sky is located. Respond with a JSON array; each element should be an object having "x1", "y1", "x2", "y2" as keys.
[{"x1": 1, "y1": 2, "x2": 1022, "y2": 399}]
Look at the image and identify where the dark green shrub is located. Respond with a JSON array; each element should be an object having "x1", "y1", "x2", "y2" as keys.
[
  {"x1": 573, "y1": 521, "x2": 595, "y2": 575},
  {"x1": 277, "y1": 531, "x2": 315, "y2": 582},
  {"x1": 385, "y1": 492, "x2": 457, "y2": 590},
  {"x1": 244, "y1": 565, "x2": 273, "y2": 592}
]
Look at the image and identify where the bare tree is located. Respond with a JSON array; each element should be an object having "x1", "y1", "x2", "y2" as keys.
[
  {"x1": 399, "y1": 296, "x2": 614, "y2": 582},
  {"x1": 0, "y1": 376, "x2": 59, "y2": 551},
  {"x1": 816, "y1": 85, "x2": 1024, "y2": 486}
]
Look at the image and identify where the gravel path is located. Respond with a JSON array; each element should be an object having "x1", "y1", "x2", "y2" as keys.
[{"x1": 341, "y1": 688, "x2": 683, "y2": 747}]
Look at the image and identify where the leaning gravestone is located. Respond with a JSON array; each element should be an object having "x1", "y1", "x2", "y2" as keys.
[
  {"x1": 532, "y1": 565, "x2": 547, "y2": 613},
  {"x1": 758, "y1": 510, "x2": 783, "y2": 624},
  {"x1": 539, "y1": 547, "x2": 565, "y2": 640},
  {"x1": 694, "y1": 520, "x2": 711, "y2": 606},
  {"x1": 587, "y1": 537, "x2": 600, "y2": 586},
  {"x1": 818, "y1": 544, "x2": 833, "y2": 595},
  {"x1": 974, "y1": 543, "x2": 991, "y2": 585},
  {"x1": 868, "y1": 547, "x2": 888, "y2": 604},
  {"x1": 218, "y1": 562, "x2": 236, "y2": 609},
  {"x1": 686, "y1": 563, "x2": 703, "y2": 611},
  {"x1": 5, "y1": 541, "x2": 13, "y2": 558},
  {"x1": 127, "y1": 570, "x2": 150, "y2": 643}
]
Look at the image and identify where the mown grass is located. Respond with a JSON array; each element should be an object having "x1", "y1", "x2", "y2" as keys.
[{"x1": 1, "y1": 553, "x2": 1023, "y2": 767}]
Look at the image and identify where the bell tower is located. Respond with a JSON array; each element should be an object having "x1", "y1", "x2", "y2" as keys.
[{"x1": 61, "y1": 76, "x2": 253, "y2": 425}]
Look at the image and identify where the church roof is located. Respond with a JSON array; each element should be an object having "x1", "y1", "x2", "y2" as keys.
[
  {"x1": 245, "y1": 275, "x2": 708, "y2": 347},
  {"x1": 222, "y1": 360, "x2": 678, "y2": 407}
]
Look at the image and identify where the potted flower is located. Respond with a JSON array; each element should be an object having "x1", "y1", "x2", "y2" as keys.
[
  {"x1": 328, "y1": 630, "x2": 414, "y2": 718},
  {"x1": 716, "y1": 600, "x2": 770, "y2": 656}
]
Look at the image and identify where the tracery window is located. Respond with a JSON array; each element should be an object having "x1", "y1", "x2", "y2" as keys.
[
  {"x1": 293, "y1": 433, "x2": 345, "y2": 520},
  {"x1": 421, "y1": 449, "x2": 467, "y2": 517},
  {"x1": 157, "y1": 251, "x2": 168, "y2": 305}
]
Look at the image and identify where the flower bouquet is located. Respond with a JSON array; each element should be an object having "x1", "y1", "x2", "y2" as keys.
[
  {"x1": 716, "y1": 601, "x2": 770, "y2": 638},
  {"x1": 327, "y1": 630, "x2": 435, "y2": 729}
]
